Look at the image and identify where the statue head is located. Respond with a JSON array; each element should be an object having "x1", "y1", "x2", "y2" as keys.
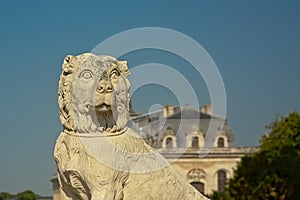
[{"x1": 58, "y1": 53, "x2": 130, "y2": 133}]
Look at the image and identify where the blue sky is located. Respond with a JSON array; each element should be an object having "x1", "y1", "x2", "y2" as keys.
[{"x1": 0, "y1": 0, "x2": 299, "y2": 196}]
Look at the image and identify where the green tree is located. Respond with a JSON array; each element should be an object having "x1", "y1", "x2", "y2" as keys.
[
  {"x1": 16, "y1": 190, "x2": 37, "y2": 200},
  {"x1": 209, "y1": 190, "x2": 232, "y2": 200},
  {"x1": 225, "y1": 112, "x2": 300, "y2": 200},
  {"x1": 0, "y1": 192, "x2": 12, "y2": 200}
]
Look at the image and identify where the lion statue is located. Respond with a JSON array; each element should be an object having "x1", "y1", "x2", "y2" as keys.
[{"x1": 54, "y1": 53, "x2": 209, "y2": 200}]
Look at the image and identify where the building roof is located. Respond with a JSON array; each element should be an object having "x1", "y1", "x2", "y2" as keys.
[{"x1": 130, "y1": 104, "x2": 235, "y2": 148}]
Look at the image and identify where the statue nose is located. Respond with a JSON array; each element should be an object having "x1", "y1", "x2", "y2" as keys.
[{"x1": 97, "y1": 81, "x2": 113, "y2": 93}]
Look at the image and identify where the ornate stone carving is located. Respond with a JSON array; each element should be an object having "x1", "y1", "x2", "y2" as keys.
[
  {"x1": 187, "y1": 169, "x2": 207, "y2": 181},
  {"x1": 54, "y1": 53, "x2": 209, "y2": 200},
  {"x1": 164, "y1": 127, "x2": 175, "y2": 136}
]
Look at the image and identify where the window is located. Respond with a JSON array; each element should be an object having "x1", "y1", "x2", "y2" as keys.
[
  {"x1": 218, "y1": 170, "x2": 227, "y2": 192},
  {"x1": 192, "y1": 136, "x2": 199, "y2": 148},
  {"x1": 166, "y1": 137, "x2": 173, "y2": 148},
  {"x1": 190, "y1": 181, "x2": 205, "y2": 194},
  {"x1": 218, "y1": 137, "x2": 224, "y2": 147}
]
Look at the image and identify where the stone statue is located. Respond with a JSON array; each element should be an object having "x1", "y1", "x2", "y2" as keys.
[{"x1": 54, "y1": 53, "x2": 209, "y2": 200}]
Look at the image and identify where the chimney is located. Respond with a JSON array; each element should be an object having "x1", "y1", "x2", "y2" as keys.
[
  {"x1": 200, "y1": 104, "x2": 212, "y2": 115},
  {"x1": 163, "y1": 105, "x2": 174, "y2": 118}
]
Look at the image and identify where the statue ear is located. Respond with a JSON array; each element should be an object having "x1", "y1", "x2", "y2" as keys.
[
  {"x1": 62, "y1": 55, "x2": 77, "y2": 73},
  {"x1": 118, "y1": 61, "x2": 130, "y2": 76}
]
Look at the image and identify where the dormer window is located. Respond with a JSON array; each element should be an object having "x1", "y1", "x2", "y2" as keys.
[
  {"x1": 192, "y1": 136, "x2": 199, "y2": 148},
  {"x1": 166, "y1": 137, "x2": 173, "y2": 148},
  {"x1": 218, "y1": 137, "x2": 225, "y2": 147},
  {"x1": 186, "y1": 130, "x2": 204, "y2": 148},
  {"x1": 162, "y1": 127, "x2": 177, "y2": 148}
]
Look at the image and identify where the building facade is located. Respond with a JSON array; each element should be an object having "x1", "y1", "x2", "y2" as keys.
[
  {"x1": 132, "y1": 104, "x2": 257, "y2": 195},
  {"x1": 51, "y1": 104, "x2": 257, "y2": 198}
]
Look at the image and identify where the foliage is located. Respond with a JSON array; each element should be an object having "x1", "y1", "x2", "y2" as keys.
[
  {"x1": 0, "y1": 190, "x2": 39, "y2": 200},
  {"x1": 0, "y1": 192, "x2": 12, "y2": 200},
  {"x1": 211, "y1": 112, "x2": 300, "y2": 200},
  {"x1": 209, "y1": 190, "x2": 232, "y2": 200},
  {"x1": 16, "y1": 190, "x2": 37, "y2": 200}
]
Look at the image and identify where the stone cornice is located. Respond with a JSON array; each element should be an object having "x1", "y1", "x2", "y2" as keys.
[{"x1": 158, "y1": 147, "x2": 259, "y2": 159}]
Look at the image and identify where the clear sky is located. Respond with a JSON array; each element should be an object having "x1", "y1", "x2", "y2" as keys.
[{"x1": 0, "y1": 0, "x2": 299, "y2": 196}]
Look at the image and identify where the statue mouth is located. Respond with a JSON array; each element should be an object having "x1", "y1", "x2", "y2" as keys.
[{"x1": 95, "y1": 103, "x2": 111, "y2": 112}]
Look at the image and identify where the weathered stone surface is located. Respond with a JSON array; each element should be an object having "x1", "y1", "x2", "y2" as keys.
[{"x1": 54, "y1": 53, "x2": 209, "y2": 200}]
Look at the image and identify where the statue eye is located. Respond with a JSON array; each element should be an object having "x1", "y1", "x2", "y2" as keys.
[
  {"x1": 80, "y1": 70, "x2": 93, "y2": 79},
  {"x1": 110, "y1": 69, "x2": 120, "y2": 79}
]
